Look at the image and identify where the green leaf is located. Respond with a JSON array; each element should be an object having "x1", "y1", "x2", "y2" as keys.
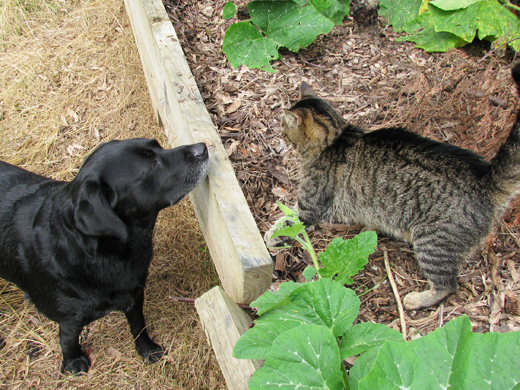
[
  {"x1": 473, "y1": 0, "x2": 519, "y2": 41},
  {"x1": 307, "y1": 0, "x2": 351, "y2": 25},
  {"x1": 233, "y1": 279, "x2": 360, "y2": 359},
  {"x1": 395, "y1": 10, "x2": 468, "y2": 52},
  {"x1": 384, "y1": 0, "x2": 520, "y2": 53},
  {"x1": 222, "y1": 0, "x2": 236, "y2": 19},
  {"x1": 251, "y1": 281, "x2": 302, "y2": 316},
  {"x1": 350, "y1": 316, "x2": 520, "y2": 390},
  {"x1": 430, "y1": 0, "x2": 482, "y2": 11},
  {"x1": 248, "y1": 324, "x2": 344, "y2": 390},
  {"x1": 429, "y1": 2, "x2": 476, "y2": 42},
  {"x1": 318, "y1": 231, "x2": 377, "y2": 285},
  {"x1": 288, "y1": 278, "x2": 360, "y2": 337},
  {"x1": 276, "y1": 201, "x2": 297, "y2": 218},
  {"x1": 379, "y1": 0, "x2": 423, "y2": 32},
  {"x1": 339, "y1": 322, "x2": 404, "y2": 359},
  {"x1": 233, "y1": 318, "x2": 303, "y2": 360},
  {"x1": 249, "y1": 0, "x2": 334, "y2": 52},
  {"x1": 222, "y1": 21, "x2": 279, "y2": 72},
  {"x1": 271, "y1": 221, "x2": 305, "y2": 239},
  {"x1": 302, "y1": 265, "x2": 317, "y2": 281},
  {"x1": 428, "y1": 0, "x2": 518, "y2": 43}
]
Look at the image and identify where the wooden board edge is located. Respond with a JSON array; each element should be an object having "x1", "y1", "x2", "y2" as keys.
[
  {"x1": 195, "y1": 286, "x2": 262, "y2": 390},
  {"x1": 123, "y1": 0, "x2": 273, "y2": 303}
]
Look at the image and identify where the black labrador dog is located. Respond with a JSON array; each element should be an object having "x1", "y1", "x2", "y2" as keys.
[{"x1": 0, "y1": 138, "x2": 209, "y2": 374}]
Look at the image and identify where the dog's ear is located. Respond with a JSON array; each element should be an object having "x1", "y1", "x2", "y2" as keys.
[{"x1": 74, "y1": 180, "x2": 128, "y2": 241}]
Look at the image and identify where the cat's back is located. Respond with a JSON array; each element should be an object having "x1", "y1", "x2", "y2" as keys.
[{"x1": 337, "y1": 126, "x2": 492, "y2": 181}]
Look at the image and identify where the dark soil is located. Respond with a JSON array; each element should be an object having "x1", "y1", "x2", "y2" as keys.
[{"x1": 164, "y1": 0, "x2": 520, "y2": 336}]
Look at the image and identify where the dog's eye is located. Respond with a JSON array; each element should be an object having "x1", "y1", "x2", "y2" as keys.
[{"x1": 142, "y1": 149, "x2": 154, "y2": 158}]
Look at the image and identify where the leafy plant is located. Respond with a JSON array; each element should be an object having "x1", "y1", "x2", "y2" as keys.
[
  {"x1": 350, "y1": 315, "x2": 520, "y2": 390},
  {"x1": 222, "y1": 0, "x2": 520, "y2": 72},
  {"x1": 379, "y1": 0, "x2": 520, "y2": 52},
  {"x1": 222, "y1": 0, "x2": 236, "y2": 19},
  {"x1": 233, "y1": 202, "x2": 387, "y2": 388},
  {"x1": 222, "y1": 0, "x2": 350, "y2": 72},
  {"x1": 233, "y1": 202, "x2": 520, "y2": 389}
]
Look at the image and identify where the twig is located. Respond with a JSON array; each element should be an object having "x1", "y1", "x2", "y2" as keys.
[
  {"x1": 437, "y1": 303, "x2": 444, "y2": 328},
  {"x1": 479, "y1": 35, "x2": 520, "y2": 63},
  {"x1": 383, "y1": 247, "x2": 408, "y2": 340},
  {"x1": 169, "y1": 296, "x2": 253, "y2": 311}
]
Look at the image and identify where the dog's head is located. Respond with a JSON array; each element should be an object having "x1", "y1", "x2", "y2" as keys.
[{"x1": 72, "y1": 138, "x2": 209, "y2": 241}]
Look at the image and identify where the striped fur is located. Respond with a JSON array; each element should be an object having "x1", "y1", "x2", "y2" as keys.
[{"x1": 282, "y1": 70, "x2": 520, "y2": 310}]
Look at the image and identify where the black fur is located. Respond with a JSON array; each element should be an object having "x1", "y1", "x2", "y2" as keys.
[{"x1": 0, "y1": 138, "x2": 209, "y2": 374}]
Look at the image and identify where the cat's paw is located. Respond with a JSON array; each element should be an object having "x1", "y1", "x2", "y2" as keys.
[{"x1": 403, "y1": 288, "x2": 452, "y2": 310}]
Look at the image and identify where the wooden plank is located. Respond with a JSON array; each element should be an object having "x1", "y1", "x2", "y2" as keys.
[
  {"x1": 124, "y1": 0, "x2": 272, "y2": 304},
  {"x1": 195, "y1": 286, "x2": 262, "y2": 390}
]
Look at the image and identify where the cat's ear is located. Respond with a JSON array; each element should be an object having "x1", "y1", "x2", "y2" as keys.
[
  {"x1": 300, "y1": 82, "x2": 316, "y2": 99},
  {"x1": 283, "y1": 109, "x2": 302, "y2": 129}
]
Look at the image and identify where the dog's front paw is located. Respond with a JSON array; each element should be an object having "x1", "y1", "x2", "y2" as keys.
[
  {"x1": 62, "y1": 353, "x2": 91, "y2": 375},
  {"x1": 136, "y1": 340, "x2": 165, "y2": 363}
]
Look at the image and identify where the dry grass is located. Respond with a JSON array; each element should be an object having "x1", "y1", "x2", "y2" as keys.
[{"x1": 0, "y1": 0, "x2": 224, "y2": 388}]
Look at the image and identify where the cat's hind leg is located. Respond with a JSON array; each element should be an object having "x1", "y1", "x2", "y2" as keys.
[{"x1": 403, "y1": 236, "x2": 461, "y2": 310}]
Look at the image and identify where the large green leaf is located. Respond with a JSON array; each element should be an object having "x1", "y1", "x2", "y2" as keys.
[
  {"x1": 248, "y1": 324, "x2": 345, "y2": 390},
  {"x1": 289, "y1": 278, "x2": 360, "y2": 337},
  {"x1": 429, "y1": 0, "x2": 519, "y2": 43},
  {"x1": 350, "y1": 316, "x2": 520, "y2": 390},
  {"x1": 222, "y1": 21, "x2": 279, "y2": 72},
  {"x1": 396, "y1": 9, "x2": 468, "y2": 52},
  {"x1": 233, "y1": 318, "x2": 302, "y2": 360},
  {"x1": 251, "y1": 281, "x2": 302, "y2": 316},
  {"x1": 308, "y1": 0, "x2": 351, "y2": 25},
  {"x1": 249, "y1": 1, "x2": 334, "y2": 52},
  {"x1": 382, "y1": 0, "x2": 520, "y2": 53},
  {"x1": 233, "y1": 279, "x2": 360, "y2": 359},
  {"x1": 429, "y1": 2, "x2": 476, "y2": 42},
  {"x1": 318, "y1": 231, "x2": 377, "y2": 285},
  {"x1": 339, "y1": 322, "x2": 404, "y2": 359},
  {"x1": 430, "y1": 0, "x2": 482, "y2": 11},
  {"x1": 379, "y1": 0, "x2": 422, "y2": 32}
]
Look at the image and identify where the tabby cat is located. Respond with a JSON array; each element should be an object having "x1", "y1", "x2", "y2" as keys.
[{"x1": 276, "y1": 65, "x2": 520, "y2": 310}]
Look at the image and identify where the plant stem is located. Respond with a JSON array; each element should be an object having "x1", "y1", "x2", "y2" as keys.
[
  {"x1": 499, "y1": 0, "x2": 520, "y2": 12},
  {"x1": 341, "y1": 363, "x2": 350, "y2": 390},
  {"x1": 300, "y1": 230, "x2": 321, "y2": 277},
  {"x1": 358, "y1": 275, "x2": 388, "y2": 296}
]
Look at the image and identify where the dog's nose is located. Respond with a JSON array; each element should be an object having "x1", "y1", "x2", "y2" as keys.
[{"x1": 188, "y1": 142, "x2": 208, "y2": 160}]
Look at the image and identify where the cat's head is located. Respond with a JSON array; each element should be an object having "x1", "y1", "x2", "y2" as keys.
[{"x1": 282, "y1": 82, "x2": 346, "y2": 157}]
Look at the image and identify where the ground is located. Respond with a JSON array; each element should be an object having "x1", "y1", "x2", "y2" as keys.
[
  {"x1": 165, "y1": 0, "x2": 520, "y2": 338},
  {"x1": 0, "y1": 1, "x2": 223, "y2": 388},
  {"x1": 0, "y1": 0, "x2": 519, "y2": 389}
]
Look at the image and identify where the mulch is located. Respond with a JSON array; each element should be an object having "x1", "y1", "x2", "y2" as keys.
[{"x1": 164, "y1": 0, "x2": 520, "y2": 337}]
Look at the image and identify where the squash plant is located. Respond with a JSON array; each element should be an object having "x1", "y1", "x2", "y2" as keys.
[
  {"x1": 222, "y1": 0, "x2": 520, "y2": 73},
  {"x1": 233, "y1": 202, "x2": 520, "y2": 389}
]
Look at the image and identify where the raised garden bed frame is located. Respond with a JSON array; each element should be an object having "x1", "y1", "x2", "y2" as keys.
[{"x1": 124, "y1": 0, "x2": 270, "y2": 387}]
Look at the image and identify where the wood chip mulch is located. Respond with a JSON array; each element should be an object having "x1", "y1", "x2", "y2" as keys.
[{"x1": 164, "y1": 0, "x2": 520, "y2": 337}]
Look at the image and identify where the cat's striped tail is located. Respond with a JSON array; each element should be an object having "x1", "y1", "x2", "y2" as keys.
[{"x1": 487, "y1": 63, "x2": 520, "y2": 209}]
